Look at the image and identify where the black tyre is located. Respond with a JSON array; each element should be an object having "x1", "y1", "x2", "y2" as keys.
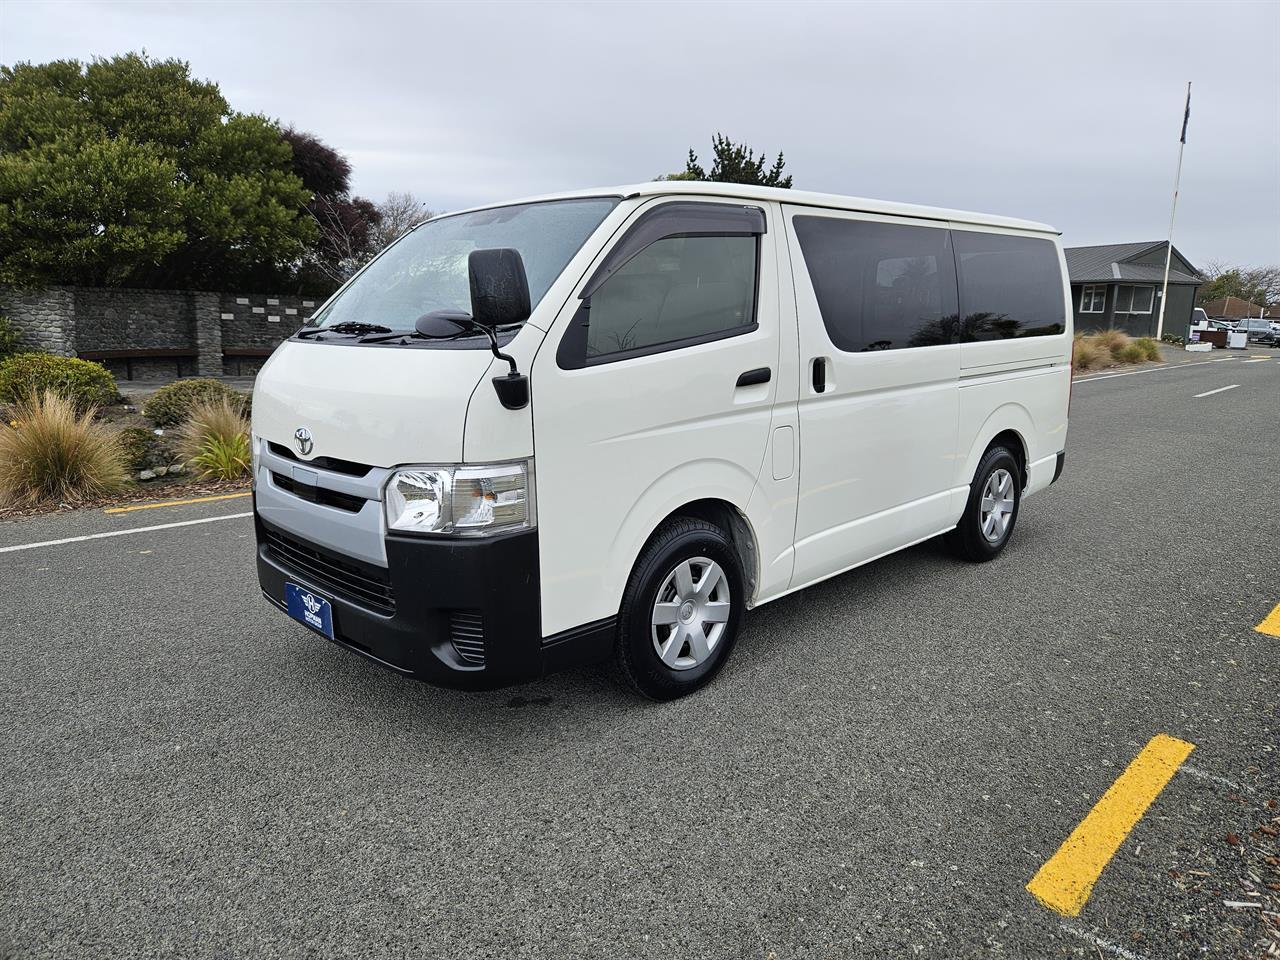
[
  {"x1": 615, "y1": 517, "x2": 745, "y2": 701},
  {"x1": 946, "y1": 445, "x2": 1021, "y2": 562}
]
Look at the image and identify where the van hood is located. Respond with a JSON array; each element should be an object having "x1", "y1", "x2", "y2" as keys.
[{"x1": 252, "y1": 341, "x2": 492, "y2": 467}]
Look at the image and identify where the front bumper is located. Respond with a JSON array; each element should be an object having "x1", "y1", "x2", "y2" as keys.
[{"x1": 255, "y1": 511, "x2": 600, "y2": 690}]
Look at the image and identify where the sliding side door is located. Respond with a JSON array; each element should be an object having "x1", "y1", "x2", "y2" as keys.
[{"x1": 782, "y1": 207, "x2": 962, "y2": 588}]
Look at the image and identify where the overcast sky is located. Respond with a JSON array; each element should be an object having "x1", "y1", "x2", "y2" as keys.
[{"x1": 3, "y1": 0, "x2": 1278, "y2": 265}]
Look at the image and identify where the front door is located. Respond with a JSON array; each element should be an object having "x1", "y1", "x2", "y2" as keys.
[
  {"x1": 531, "y1": 198, "x2": 784, "y2": 638},
  {"x1": 782, "y1": 206, "x2": 962, "y2": 588}
]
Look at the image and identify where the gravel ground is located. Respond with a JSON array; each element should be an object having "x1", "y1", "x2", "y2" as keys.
[{"x1": 1, "y1": 350, "x2": 1277, "y2": 959}]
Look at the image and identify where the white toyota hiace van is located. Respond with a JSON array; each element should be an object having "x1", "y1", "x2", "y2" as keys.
[{"x1": 253, "y1": 182, "x2": 1071, "y2": 699}]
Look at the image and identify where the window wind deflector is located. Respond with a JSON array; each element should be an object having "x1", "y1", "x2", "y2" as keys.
[{"x1": 579, "y1": 201, "x2": 766, "y2": 300}]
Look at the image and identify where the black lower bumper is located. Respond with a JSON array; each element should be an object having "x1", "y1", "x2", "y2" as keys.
[{"x1": 254, "y1": 512, "x2": 609, "y2": 690}]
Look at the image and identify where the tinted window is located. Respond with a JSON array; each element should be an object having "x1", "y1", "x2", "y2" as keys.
[
  {"x1": 792, "y1": 216, "x2": 958, "y2": 351},
  {"x1": 953, "y1": 231, "x2": 1065, "y2": 340},
  {"x1": 582, "y1": 235, "x2": 757, "y2": 359}
]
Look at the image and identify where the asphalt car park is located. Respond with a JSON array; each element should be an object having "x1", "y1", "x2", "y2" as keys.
[{"x1": 1, "y1": 350, "x2": 1277, "y2": 959}]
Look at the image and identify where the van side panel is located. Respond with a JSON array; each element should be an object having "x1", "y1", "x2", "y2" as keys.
[{"x1": 951, "y1": 228, "x2": 1072, "y2": 501}]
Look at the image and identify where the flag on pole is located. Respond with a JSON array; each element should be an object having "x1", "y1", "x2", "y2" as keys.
[{"x1": 1180, "y1": 85, "x2": 1192, "y2": 144}]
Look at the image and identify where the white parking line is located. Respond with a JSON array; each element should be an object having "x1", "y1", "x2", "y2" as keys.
[
  {"x1": 1073, "y1": 360, "x2": 1220, "y2": 384},
  {"x1": 1193, "y1": 384, "x2": 1240, "y2": 398},
  {"x1": 0, "y1": 512, "x2": 253, "y2": 555}
]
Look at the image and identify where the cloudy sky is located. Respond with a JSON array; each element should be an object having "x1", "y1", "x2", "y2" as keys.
[{"x1": 4, "y1": 0, "x2": 1278, "y2": 265}]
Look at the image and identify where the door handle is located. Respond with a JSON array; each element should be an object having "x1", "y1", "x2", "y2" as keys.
[
  {"x1": 735, "y1": 367, "x2": 771, "y2": 387},
  {"x1": 812, "y1": 357, "x2": 827, "y2": 394}
]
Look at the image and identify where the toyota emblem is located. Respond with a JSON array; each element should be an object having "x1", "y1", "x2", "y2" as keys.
[{"x1": 293, "y1": 426, "x2": 314, "y2": 456}]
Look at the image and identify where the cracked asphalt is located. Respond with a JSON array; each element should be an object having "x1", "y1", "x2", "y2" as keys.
[{"x1": 1, "y1": 350, "x2": 1277, "y2": 959}]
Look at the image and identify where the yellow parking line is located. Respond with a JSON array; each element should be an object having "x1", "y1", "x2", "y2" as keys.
[
  {"x1": 1256, "y1": 603, "x2": 1280, "y2": 638},
  {"x1": 1026, "y1": 733, "x2": 1195, "y2": 917},
  {"x1": 104, "y1": 492, "x2": 251, "y2": 514}
]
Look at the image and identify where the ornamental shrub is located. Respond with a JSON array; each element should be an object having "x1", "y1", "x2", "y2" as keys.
[
  {"x1": 143, "y1": 378, "x2": 243, "y2": 427},
  {"x1": 0, "y1": 316, "x2": 21, "y2": 360},
  {"x1": 116, "y1": 426, "x2": 159, "y2": 471},
  {"x1": 0, "y1": 353, "x2": 119, "y2": 411}
]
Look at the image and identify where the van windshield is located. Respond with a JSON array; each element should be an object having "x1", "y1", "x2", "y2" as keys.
[{"x1": 309, "y1": 197, "x2": 619, "y2": 336}]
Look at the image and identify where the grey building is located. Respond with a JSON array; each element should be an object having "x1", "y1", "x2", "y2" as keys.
[{"x1": 1064, "y1": 241, "x2": 1202, "y2": 338}]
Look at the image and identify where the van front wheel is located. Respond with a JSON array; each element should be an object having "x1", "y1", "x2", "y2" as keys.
[
  {"x1": 615, "y1": 518, "x2": 745, "y2": 700},
  {"x1": 947, "y1": 445, "x2": 1021, "y2": 562}
]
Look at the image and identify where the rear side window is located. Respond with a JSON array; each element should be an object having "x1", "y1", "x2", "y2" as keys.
[
  {"x1": 792, "y1": 216, "x2": 958, "y2": 351},
  {"x1": 584, "y1": 235, "x2": 757, "y2": 359},
  {"x1": 953, "y1": 231, "x2": 1066, "y2": 340}
]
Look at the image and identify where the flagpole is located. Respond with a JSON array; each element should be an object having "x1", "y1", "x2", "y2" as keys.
[{"x1": 1156, "y1": 81, "x2": 1191, "y2": 341}]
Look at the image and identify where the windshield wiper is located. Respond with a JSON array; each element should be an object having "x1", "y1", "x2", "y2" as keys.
[
  {"x1": 327, "y1": 322, "x2": 394, "y2": 335},
  {"x1": 296, "y1": 321, "x2": 395, "y2": 340},
  {"x1": 358, "y1": 328, "x2": 477, "y2": 344}
]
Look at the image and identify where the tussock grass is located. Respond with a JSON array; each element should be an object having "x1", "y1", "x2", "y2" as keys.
[
  {"x1": 1073, "y1": 330, "x2": 1162, "y2": 373},
  {"x1": 1134, "y1": 337, "x2": 1162, "y2": 361},
  {"x1": 178, "y1": 398, "x2": 250, "y2": 480},
  {"x1": 0, "y1": 390, "x2": 128, "y2": 507},
  {"x1": 1119, "y1": 342, "x2": 1147, "y2": 363},
  {"x1": 1091, "y1": 328, "x2": 1132, "y2": 358},
  {"x1": 1072, "y1": 336, "x2": 1103, "y2": 371}
]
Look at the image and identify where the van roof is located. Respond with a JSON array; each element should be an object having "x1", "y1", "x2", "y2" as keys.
[{"x1": 444, "y1": 181, "x2": 1059, "y2": 235}]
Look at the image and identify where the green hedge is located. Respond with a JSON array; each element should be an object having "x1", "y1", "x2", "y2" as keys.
[
  {"x1": 0, "y1": 352, "x2": 119, "y2": 411},
  {"x1": 143, "y1": 378, "x2": 246, "y2": 427},
  {"x1": 0, "y1": 316, "x2": 20, "y2": 361}
]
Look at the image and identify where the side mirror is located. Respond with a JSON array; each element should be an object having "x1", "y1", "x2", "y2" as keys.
[{"x1": 468, "y1": 248, "x2": 531, "y2": 328}]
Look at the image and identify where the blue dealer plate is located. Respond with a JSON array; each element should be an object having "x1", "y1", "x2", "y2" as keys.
[{"x1": 284, "y1": 582, "x2": 334, "y2": 639}]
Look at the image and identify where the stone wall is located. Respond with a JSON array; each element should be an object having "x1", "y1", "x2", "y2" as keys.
[
  {"x1": 0, "y1": 285, "x2": 322, "y2": 380},
  {"x1": 0, "y1": 287, "x2": 76, "y2": 356},
  {"x1": 218, "y1": 292, "x2": 319, "y2": 376}
]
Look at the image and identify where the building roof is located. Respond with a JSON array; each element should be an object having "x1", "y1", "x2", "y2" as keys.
[
  {"x1": 437, "y1": 181, "x2": 1060, "y2": 235},
  {"x1": 1064, "y1": 241, "x2": 1201, "y2": 285},
  {"x1": 1201, "y1": 296, "x2": 1277, "y2": 319}
]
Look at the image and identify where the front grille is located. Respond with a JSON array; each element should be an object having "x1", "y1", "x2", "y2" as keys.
[
  {"x1": 271, "y1": 472, "x2": 366, "y2": 513},
  {"x1": 264, "y1": 526, "x2": 395, "y2": 615},
  {"x1": 268, "y1": 442, "x2": 372, "y2": 477},
  {"x1": 449, "y1": 610, "x2": 486, "y2": 665}
]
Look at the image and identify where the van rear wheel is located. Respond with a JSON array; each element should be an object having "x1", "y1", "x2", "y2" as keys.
[
  {"x1": 947, "y1": 445, "x2": 1021, "y2": 562},
  {"x1": 615, "y1": 517, "x2": 744, "y2": 700}
]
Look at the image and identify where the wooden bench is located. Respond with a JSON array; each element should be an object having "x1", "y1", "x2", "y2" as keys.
[
  {"x1": 78, "y1": 348, "x2": 198, "y2": 381},
  {"x1": 222, "y1": 346, "x2": 279, "y2": 377}
]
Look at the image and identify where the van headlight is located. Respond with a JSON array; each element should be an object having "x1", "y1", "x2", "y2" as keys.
[{"x1": 384, "y1": 461, "x2": 534, "y2": 536}]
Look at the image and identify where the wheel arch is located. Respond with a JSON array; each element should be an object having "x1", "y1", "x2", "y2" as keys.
[
  {"x1": 646, "y1": 498, "x2": 760, "y2": 607},
  {"x1": 594, "y1": 459, "x2": 763, "y2": 629},
  {"x1": 960, "y1": 404, "x2": 1034, "y2": 489}
]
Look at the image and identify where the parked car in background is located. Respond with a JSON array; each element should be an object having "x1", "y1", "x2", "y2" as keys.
[{"x1": 1235, "y1": 319, "x2": 1275, "y2": 342}]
